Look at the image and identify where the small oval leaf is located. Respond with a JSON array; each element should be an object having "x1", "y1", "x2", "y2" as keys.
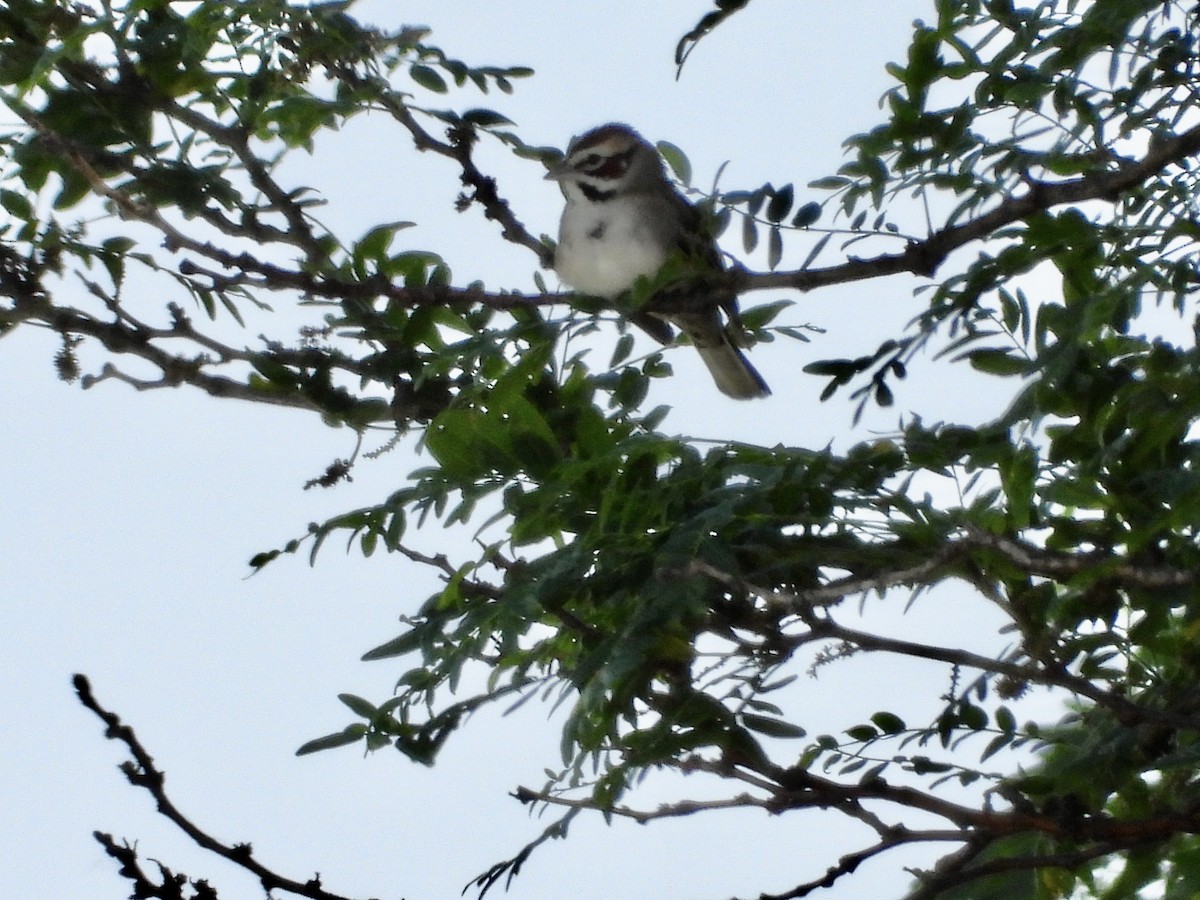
[
  {"x1": 792, "y1": 201, "x2": 821, "y2": 228},
  {"x1": 870, "y1": 712, "x2": 906, "y2": 734},
  {"x1": 767, "y1": 225, "x2": 783, "y2": 270},
  {"x1": 742, "y1": 214, "x2": 759, "y2": 254},
  {"x1": 742, "y1": 713, "x2": 806, "y2": 739},
  {"x1": 766, "y1": 183, "x2": 794, "y2": 223},
  {"x1": 656, "y1": 140, "x2": 692, "y2": 186},
  {"x1": 296, "y1": 725, "x2": 367, "y2": 756},
  {"x1": 410, "y1": 64, "x2": 448, "y2": 93}
]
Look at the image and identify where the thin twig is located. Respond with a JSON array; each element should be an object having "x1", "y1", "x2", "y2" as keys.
[
  {"x1": 512, "y1": 784, "x2": 774, "y2": 824},
  {"x1": 465, "y1": 807, "x2": 578, "y2": 899},
  {"x1": 73, "y1": 675, "x2": 371, "y2": 900},
  {"x1": 749, "y1": 830, "x2": 968, "y2": 900},
  {"x1": 744, "y1": 121, "x2": 1200, "y2": 291}
]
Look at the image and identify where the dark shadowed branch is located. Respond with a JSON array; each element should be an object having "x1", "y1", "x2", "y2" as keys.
[
  {"x1": 73, "y1": 675, "x2": 375, "y2": 900},
  {"x1": 8, "y1": 88, "x2": 1200, "y2": 428}
]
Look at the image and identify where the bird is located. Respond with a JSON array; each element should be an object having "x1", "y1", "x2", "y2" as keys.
[{"x1": 545, "y1": 123, "x2": 770, "y2": 400}]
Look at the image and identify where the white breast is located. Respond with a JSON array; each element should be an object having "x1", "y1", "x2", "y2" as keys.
[{"x1": 554, "y1": 195, "x2": 668, "y2": 299}]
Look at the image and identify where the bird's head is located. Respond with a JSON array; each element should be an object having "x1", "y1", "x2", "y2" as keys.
[{"x1": 545, "y1": 123, "x2": 665, "y2": 200}]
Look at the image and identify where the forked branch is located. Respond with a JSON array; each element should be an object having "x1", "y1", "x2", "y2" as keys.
[{"x1": 73, "y1": 675, "x2": 370, "y2": 900}]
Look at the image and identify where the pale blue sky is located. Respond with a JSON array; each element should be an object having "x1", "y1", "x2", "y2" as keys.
[{"x1": 1, "y1": 3, "x2": 1035, "y2": 898}]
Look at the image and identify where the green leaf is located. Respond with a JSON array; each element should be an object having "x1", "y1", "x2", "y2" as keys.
[
  {"x1": 102, "y1": 236, "x2": 136, "y2": 254},
  {"x1": 792, "y1": 201, "x2": 821, "y2": 228},
  {"x1": 248, "y1": 550, "x2": 281, "y2": 570},
  {"x1": 362, "y1": 629, "x2": 423, "y2": 661},
  {"x1": 800, "y1": 232, "x2": 832, "y2": 269},
  {"x1": 461, "y1": 108, "x2": 515, "y2": 127},
  {"x1": 803, "y1": 358, "x2": 860, "y2": 378},
  {"x1": 909, "y1": 756, "x2": 953, "y2": 775},
  {"x1": 384, "y1": 509, "x2": 406, "y2": 551},
  {"x1": 410, "y1": 64, "x2": 448, "y2": 93},
  {"x1": 741, "y1": 713, "x2": 805, "y2": 739},
  {"x1": 965, "y1": 348, "x2": 1030, "y2": 376},
  {"x1": 610, "y1": 332, "x2": 635, "y2": 368},
  {"x1": 656, "y1": 140, "x2": 692, "y2": 186},
  {"x1": 296, "y1": 725, "x2": 367, "y2": 756},
  {"x1": 0, "y1": 189, "x2": 33, "y2": 220},
  {"x1": 53, "y1": 169, "x2": 91, "y2": 210},
  {"x1": 765, "y1": 183, "x2": 794, "y2": 223},
  {"x1": 422, "y1": 410, "x2": 488, "y2": 478},
  {"x1": 739, "y1": 299, "x2": 792, "y2": 330},
  {"x1": 1001, "y1": 444, "x2": 1037, "y2": 530},
  {"x1": 767, "y1": 225, "x2": 782, "y2": 270},
  {"x1": 870, "y1": 712, "x2": 906, "y2": 734},
  {"x1": 958, "y1": 703, "x2": 988, "y2": 731},
  {"x1": 264, "y1": 95, "x2": 337, "y2": 148},
  {"x1": 742, "y1": 213, "x2": 758, "y2": 254},
  {"x1": 809, "y1": 175, "x2": 851, "y2": 191},
  {"x1": 981, "y1": 733, "x2": 1012, "y2": 762},
  {"x1": 846, "y1": 724, "x2": 879, "y2": 742},
  {"x1": 338, "y1": 693, "x2": 378, "y2": 718},
  {"x1": 354, "y1": 221, "x2": 416, "y2": 265}
]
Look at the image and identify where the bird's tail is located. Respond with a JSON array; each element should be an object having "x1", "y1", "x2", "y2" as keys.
[
  {"x1": 694, "y1": 338, "x2": 771, "y2": 399},
  {"x1": 667, "y1": 311, "x2": 769, "y2": 399}
]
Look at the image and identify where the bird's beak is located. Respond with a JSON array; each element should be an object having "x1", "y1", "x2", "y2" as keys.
[{"x1": 544, "y1": 158, "x2": 572, "y2": 181}]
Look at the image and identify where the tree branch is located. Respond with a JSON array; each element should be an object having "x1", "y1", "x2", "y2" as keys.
[
  {"x1": 741, "y1": 121, "x2": 1200, "y2": 291},
  {"x1": 12, "y1": 101, "x2": 1200, "y2": 433},
  {"x1": 752, "y1": 830, "x2": 967, "y2": 900},
  {"x1": 464, "y1": 807, "x2": 578, "y2": 899},
  {"x1": 92, "y1": 831, "x2": 223, "y2": 900},
  {"x1": 904, "y1": 839, "x2": 1145, "y2": 900},
  {"x1": 329, "y1": 65, "x2": 554, "y2": 267},
  {"x1": 964, "y1": 525, "x2": 1196, "y2": 588},
  {"x1": 73, "y1": 675, "x2": 373, "y2": 900},
  {"x1": 800, "y1": 616, "x2": 1200, "y2": 729},
  {"x1": 512, "y1": 784, "x2": 774, "y2": 824}
]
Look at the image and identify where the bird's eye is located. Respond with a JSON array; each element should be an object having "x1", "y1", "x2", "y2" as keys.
[{"x1": 582, "y1": 153, "x2": 603, "y2": 169}]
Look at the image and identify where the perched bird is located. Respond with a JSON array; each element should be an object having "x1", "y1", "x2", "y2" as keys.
[{"x1": 546, "y1": 123, "x2": 770, "y2": 400}]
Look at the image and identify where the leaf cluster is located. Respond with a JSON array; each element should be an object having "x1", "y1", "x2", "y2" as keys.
[{"x1": 9, "y1": 2, "x2": 1200, "y2": 898}]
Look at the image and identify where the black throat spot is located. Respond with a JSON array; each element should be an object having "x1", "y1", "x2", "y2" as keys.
[{"x1": 579, "y1": 182, "x2": 617, "y2": 203}]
